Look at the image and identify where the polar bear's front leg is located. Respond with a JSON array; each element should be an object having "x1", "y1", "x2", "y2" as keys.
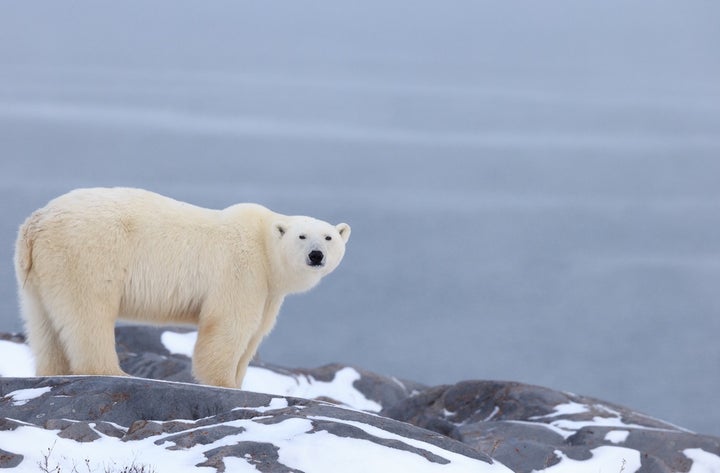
[
  {"x1": 234, "y1": 333, "x2": 261, "y2": 388},
  {"x1": 193, "y1": 312, "x2": 257, "y2": 388},
  {"x1": 234, "y1": 296, "x2": 284, "y2": 387}
]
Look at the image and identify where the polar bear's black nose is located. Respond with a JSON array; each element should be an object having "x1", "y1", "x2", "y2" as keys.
[{"x1": 308, "y1": 250, "x2": 324, "y2": 266}]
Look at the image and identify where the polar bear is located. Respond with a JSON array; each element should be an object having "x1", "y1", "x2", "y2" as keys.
[{"x1": 14, "y1": 187, "x2": 350, "y2": 388}]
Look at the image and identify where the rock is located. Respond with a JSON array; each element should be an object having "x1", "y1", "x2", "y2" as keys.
[
  {"x1": 114, "y1": 325, "x2": 425, "y2": 410},
  {"x1": 0, "y1": 376, "x2": 501, "y2": 472},
  {"x1": 56, "y1": 421, "x2": 102, "y2": 442},
  {"x1": 0, "y1": 325, "x2": 718, "y2": 473},
  {"x1": 197, "y1": 442, "x2": 304, "y2": 473},
  {"x1": 0, "y1": 448, "x2": 22, "y2": 469},
  {"x1": 115, "y1": 325, "x2": 196, "y2": 383},
  {"x1": 382, "y1": 380, "x2": 720, "y2": 473}
]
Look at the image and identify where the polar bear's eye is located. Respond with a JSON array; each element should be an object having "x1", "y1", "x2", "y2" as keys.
[
  {"x1": 325, "y1": 236, "x2": 332, "y2": 241},
  {"x1": 299, "y1": 235, "x2": 306, "y2": 240}
]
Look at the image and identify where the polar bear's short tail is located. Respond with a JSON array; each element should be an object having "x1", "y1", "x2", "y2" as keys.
[{"x1": 14, "y1": 213, "x2": 39, "y2": 285}]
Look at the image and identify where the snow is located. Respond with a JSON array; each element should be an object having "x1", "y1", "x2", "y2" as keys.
[
  {"x1": 160, "y1": 330, "x2": 197, "y2": 358},
  {"x1": 530, "y1": 447, "x2": 641, "y2": 473},
  {"x1": 5, "y1": 386, "x2": 51, "y2": 406},
  {"x1": 0, "y1": 413, "x2": 510, "y2": 473},
  {"x1": 604, "y1": 430, "x2": 630, "y2": 444},
  {"x1": 547, "y1": 416, "x2": 647, "y2": 438},
  {"x1": 243, "y1": 365, "x2": 382, "y2": 412},
  {"x1": 161, "y1": 330, "x2": 383, "y2": 412},
  {"x1": 524, "y1": 404, "x2": 671, "y2": 440},
  {"x1": 232, "y1": 396, "x2": 288, "y2": 414},
  {"x1": 0, "y1": 341, "x2": 34, "y2": 377},
  {"x1": 529, "y1": 402, "x2": 590, "y2": 419},
  {"x1": 237, "y1": 416, "x2": 511, "y2": 473},
  {"x1": 274, "y1": 429, "x2": 495, "y2": 473},
  {"x1": 308, "y1": 415, "x2": 507, "y2": 472},
  {"x1": 0, "y1": 424, "x2": 213, "y2": 473},
  {"x1": 483, "y1": 406, "x2": 500, "y2": 421},
  {"x1": 684, "y1": 448, "x2": 720, "y2": 473}
]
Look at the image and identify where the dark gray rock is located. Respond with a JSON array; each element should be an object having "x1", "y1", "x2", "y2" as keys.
[
  {"x1": 0, "y1": 397, "x2": 28, "y2": 467},
  {"x1": 116, "y1": 325, "x2": 196, "y2": 383},
  {"x1": 197, "y1": 442, "x2": 304, "y2": 473},
  {"x1": 125, "y1": 420, "x2": 171, "y2": 441},
  {"x1": 0, "y1": 448, "x2": 22, "y2": 469},
  {"x1": 0, "y1": 418, "x2": 24, "y2": 431},
  {"x1": 0, "y1": 333, "x2": 25, "y2": 344},
  {"x1": 1, "y1": 376, "x2": 278, "y2": 427},
  {"x1": 94, "y1": 421, "x2": 127, "y2": 439},
  {"x1": 382, "y1": 380, "x2": 720, "y2": 473},
  {"x1": 158, "y1": 424, "x2": 247, "y2": 449},
  {"x1": 56, "y1": 421, "x2": 102, "y2": 442}
]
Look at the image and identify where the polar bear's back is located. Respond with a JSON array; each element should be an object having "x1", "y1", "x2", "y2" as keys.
[
  {"x1": 16, "y1": 187, "x2": 273, "y2": 323},
  {"x1": 22, "y1": 188, "x2": 221, "y2": 261},
  {"x1": 46, "y1": 187, "x2": 215, "y2": 223}
]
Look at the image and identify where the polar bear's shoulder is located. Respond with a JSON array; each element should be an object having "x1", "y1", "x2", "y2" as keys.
[
  {"x1": 47, "y1": 187, "x2": 173, "y2": 209},
  {"x1": 221, "y1": 202, "x2": 280, "y2": 221}
]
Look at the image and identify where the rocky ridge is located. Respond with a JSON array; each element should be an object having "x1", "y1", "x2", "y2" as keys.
[{"x1": 0, "y1": 327, "x2": 718, "y2": 473}]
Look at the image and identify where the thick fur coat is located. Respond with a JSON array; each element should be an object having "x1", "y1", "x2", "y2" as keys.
[{"x1": 15, "y1": 187, "x2": 350, "y2": 387}]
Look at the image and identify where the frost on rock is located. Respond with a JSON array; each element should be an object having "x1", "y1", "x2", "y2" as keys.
[{"x1": 1, "y1": 327, "x2": 719, "y2": 473}]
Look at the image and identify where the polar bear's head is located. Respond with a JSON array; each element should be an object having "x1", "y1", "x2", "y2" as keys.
[{"x1": 273, "y1": 217, "x2": 351, "y2": 293}]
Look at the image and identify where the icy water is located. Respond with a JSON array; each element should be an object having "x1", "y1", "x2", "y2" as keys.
[{"x1": 1, "y1": 1, "x2": 719, "y2": 435}]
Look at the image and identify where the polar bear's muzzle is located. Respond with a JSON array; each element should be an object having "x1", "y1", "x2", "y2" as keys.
[{"x1": 307, "y1": 250, "x2": 325, "y2": 267}]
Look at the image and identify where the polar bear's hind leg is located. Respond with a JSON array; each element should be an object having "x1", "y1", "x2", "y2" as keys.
[
  {"x1": 65, "y1": 307, "x2": 125, "y2": 376},
  {"x1": 20, "y1": 284, "x2": 71, "y2": 375}
]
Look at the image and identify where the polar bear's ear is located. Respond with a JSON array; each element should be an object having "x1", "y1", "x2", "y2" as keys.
[
  {"x1": 336, "y1": 223, "x2": 351, "y2": 243},
  {"x1": 274, "y1": 223, "x2": 287, "y2": 238}
]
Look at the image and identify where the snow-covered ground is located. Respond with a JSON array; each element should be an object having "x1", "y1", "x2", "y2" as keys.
[
  {"x1": 1, "y1": 1, "x2": 719, "y2": 438},
  {"x1": 3, "y1": 331, "x2": 720, "y2": 473},
  {"x1": 0, "y1": 408, "x2": 509, "y2": 473},
  {"x1": 1, "y1": 335, "x2": 508, "y2": 473},
  {"x1": 0, "y1": 334, "x2": 509, "y2": 473}
]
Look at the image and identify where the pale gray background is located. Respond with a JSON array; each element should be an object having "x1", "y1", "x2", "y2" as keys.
[{"x1": 1, "y1": 1, "x2": 719, "y2": 435}]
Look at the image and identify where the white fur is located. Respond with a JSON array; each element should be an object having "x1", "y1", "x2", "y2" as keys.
[{"x1": 14, "y1": 187, "x2": 350, "y2": 388}]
